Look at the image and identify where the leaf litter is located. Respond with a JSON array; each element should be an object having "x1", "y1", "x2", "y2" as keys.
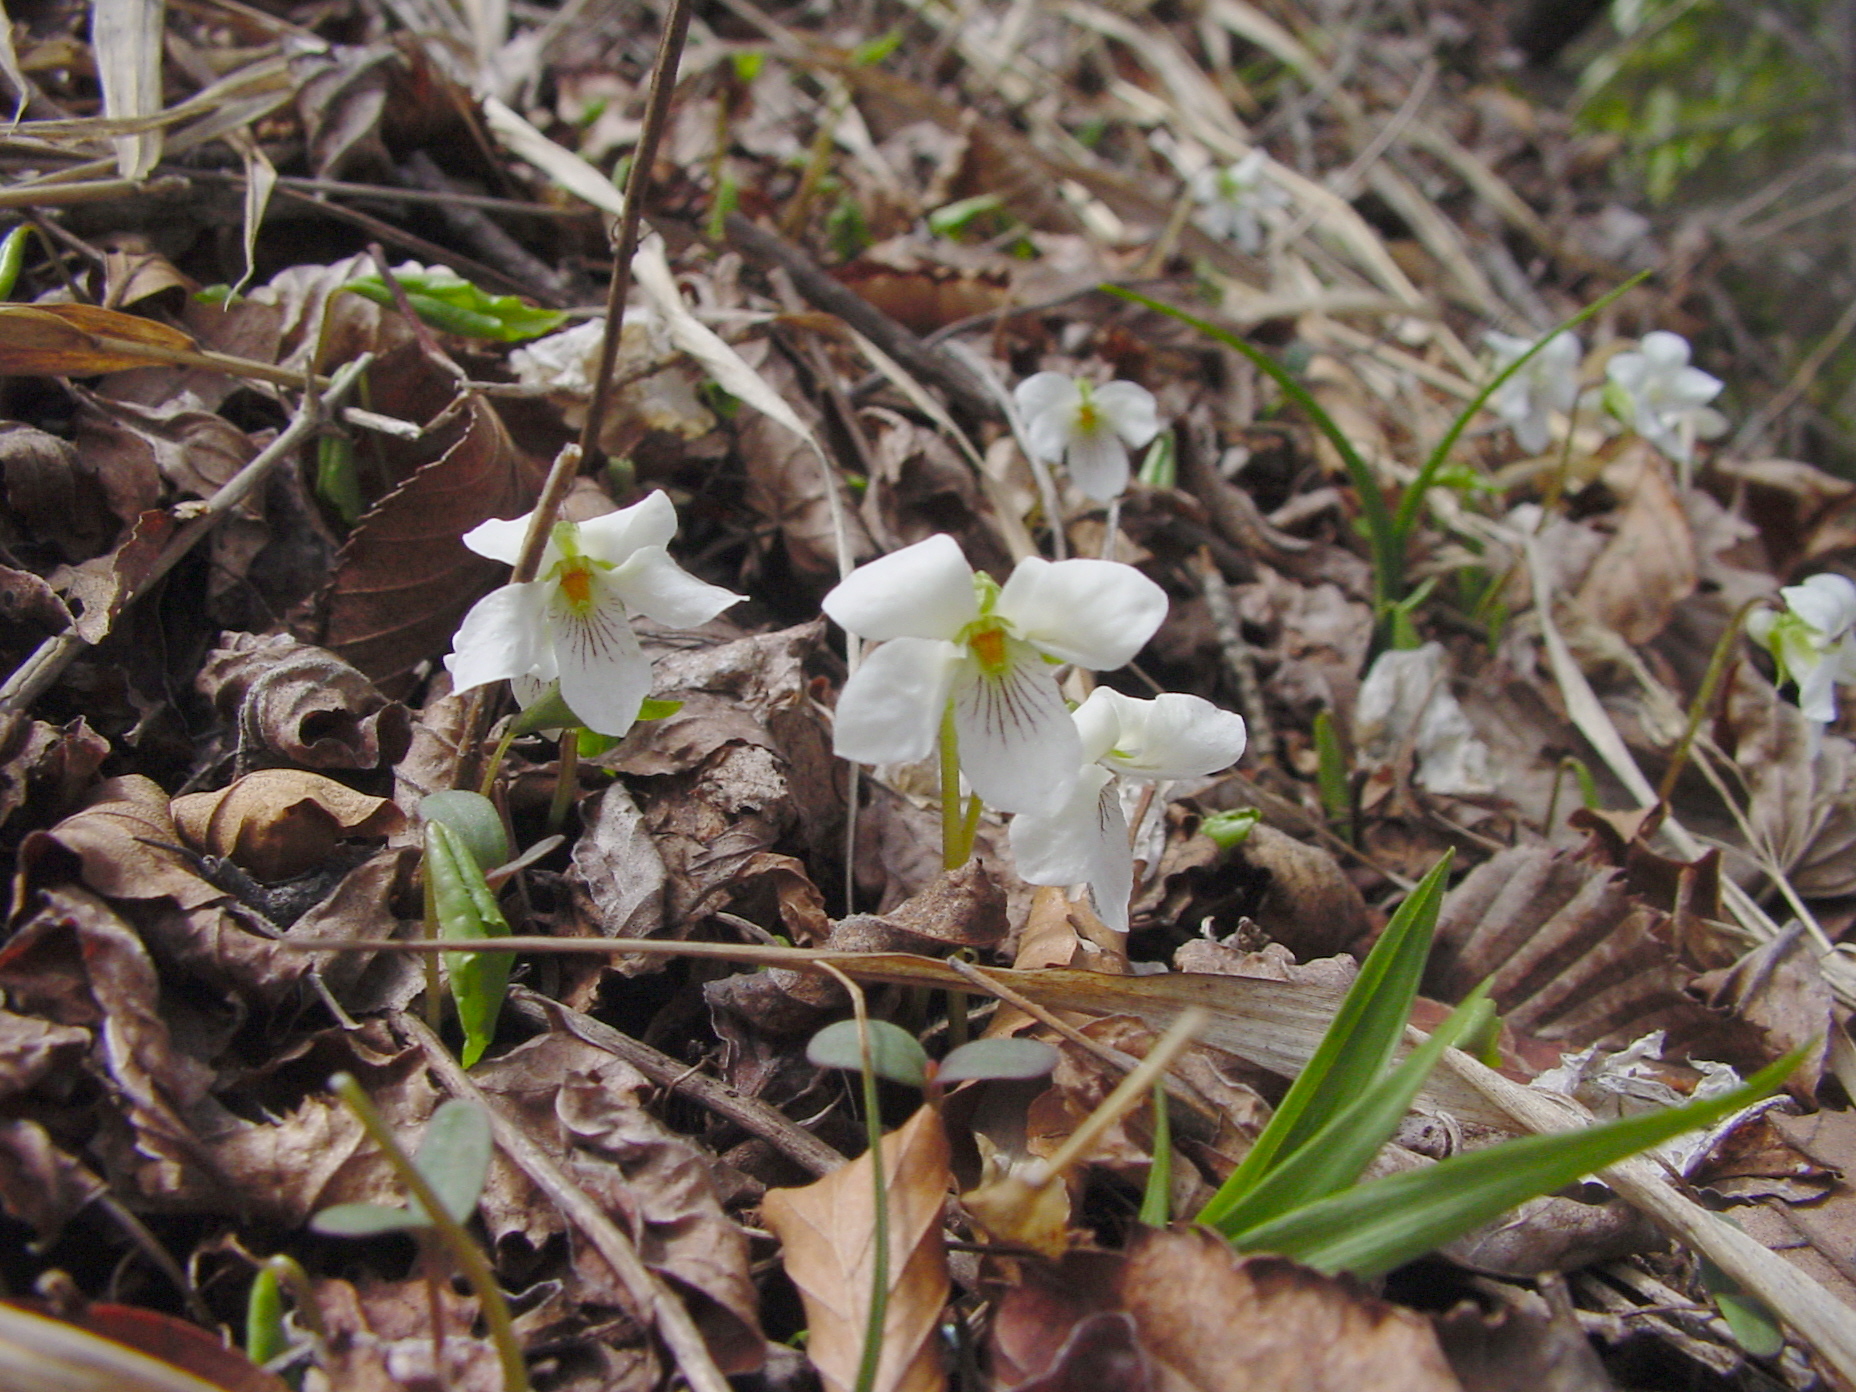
[{"x1": 0, "y1": 0, "x2": 1852, "y2": 1390}]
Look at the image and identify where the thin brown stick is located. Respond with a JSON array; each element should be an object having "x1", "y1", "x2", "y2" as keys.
[
  {"x1": 0, "y1": 352, "x2": 371, "y2": 715},
  {"x1": 506, "y1": 987, "x2": 845, "y2": 1177},
  {"x1": 396, "y1": 1013, "x2": 736, "y2": 1392},
  {"x1": 576, "y1": 0, "x2": 698, "y2": 465}
]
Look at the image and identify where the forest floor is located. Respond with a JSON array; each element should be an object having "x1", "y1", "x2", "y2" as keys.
[{"x1": 0, "y1": 0, "x2": 1854, "y2": 1389}]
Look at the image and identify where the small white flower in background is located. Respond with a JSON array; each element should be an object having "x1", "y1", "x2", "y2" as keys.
[
  {"x1": 1189, "y1": 150, "x2": 1287, "y2": 254},
  {"x1": 1011, "y1": 689, "x2": 1247, "y2": 933},
  {"x1": 1748, "y1": 572, "x2": 1856, "y2": 726},
  {"x1": 1604, "y1": 330, "x2": 1727, "y2": 466},
  {"x1": 1485, "y1": 330, "x2": 1581, "y2": 454},
  {"x1": 1013, "y1": 373, "x2": 1162, "y2": 502},
  {"x1": 822, "y1": 534, "x2": 1168, "y2": 815},
  {"x1": 446, "y1": 491, "x2": 744, "y2": 737}
]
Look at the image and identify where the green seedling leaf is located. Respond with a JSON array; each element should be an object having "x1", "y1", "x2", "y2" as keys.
[
  {"x1": 509, "y1": 681, "x2": 682, "y2": 738},
  {"x1": 1313, "y1": 709, "x2": 1350, "y2": 833},
  {"x1": 244, "y1": 1262, "x2": 287, "y2": 1367},
  {"x1": 928, "y1": 193, "x2": 1006, "y2": 240},
  {"x1": 1199, "y1": 851, "x2": 1454, "y2": 1228},
  {"x1": 731, "y1": 49, "x2": 764, "y2": 83},
  {"x1": 314, "y1": 433, "x2": 363, "y2": 525},
  {"x1": 310, "y1": 1199, "x2": 432, "y2": 1236},
  {"x1": 416, "y1": 1100, "x2": 493, "y2": 1223},
  {"x1": 420, "y1": 790, "x2": 509, "y2": 872},
  {"x1": 938, "y1": 1036, "x2": 1059, "y2": 1084},
  {"x1": 0, "y1": 224, "x2": 30, "y2": 300},
  {"x1": 1140, "y1": 1080, "x2": 1172, "y2": 1227},
  {"x1": 1199, "y1": 807, "x2": 1259, "y2": 849},
  {"x1": 1137, "y1": 429, "x2": 1177, "y2": 490},
  {"x1": 1700, "y1": 1226, "x2": 1786, "y2": 1358},
  {"x1": 425, "y1": 819, "x2": 514, "y2": 1067},
  {"x1": 807, "y1": 1018, "x2": 928, "y2": 1088},
  {"x1": 347, "y1": 267, "x2": 567, "y2": 342},
  {"x1": 1235, "y1": 1051, "x2": 1800, "y2": 1278},
  {"x1": 851, "y1": 29, "x2": 902, "y2": 64},
  {"x1": 1209, "y1": 984, "x2": 1493, "y2": 1238}
]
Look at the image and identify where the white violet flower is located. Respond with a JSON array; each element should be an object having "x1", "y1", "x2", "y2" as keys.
[
  {"x1": 1748, "y1": 572, "x2": 1856, "y2": 726},
  {"x1": 1189, "y1": 150, "x2": 1286, "y2": 254},
  {"x1": 1014, "y1": 372, "x2": 1162, "y2": 502},
  {"x1": 1604, "y1": 330, "x2": 1726, "y2": 466},
  {"x1": 1011, "y1": 689, "x2": 1248, "y2": 933},
  {"x1": 445, "y1": 490, "x2": 744, "y2": 737},
  {"x1": 821, "y1": 534, "x2": 1168, "y2": 815},
  {"x1": 1485, "y1": 330, "x2": 1581, "y2": 454}
]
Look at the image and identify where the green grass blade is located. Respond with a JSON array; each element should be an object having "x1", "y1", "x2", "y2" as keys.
[
  {"x1": 1103, "y1": 285, "x2": 1401, "y2": 613},
  {"x1": 1209, "y1": 983, "x2": 1493, "y2": 1238},
  {"x1": 1233, "y1": 1051, "x2": 1799, "y2": 1278},
  {"x1": 1392, "y1": 272, "x2": 1648, "y2": 545},
  {"x1": 1197, "y1": 851, "x2": 1454, "y2": 1227}
]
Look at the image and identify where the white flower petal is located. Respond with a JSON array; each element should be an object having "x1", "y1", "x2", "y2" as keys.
[
  {"x1": 461, "y1": 513, "x2": 539, "y2": 567},
  {"x1": 1073, "y1": 688, "x2": 1124, "y2": 764},
  {"x1": 1640, "y1": 331, "x2": 1691, "y2": 369},
  {"x1": 1797, "y1": 654, "x2": 1840, "y2": 724},
  {"x1": 446, "y1": 582, "x2": 552, "y2": 692},
  {"x1": 831, "y1": 636, "x2": 962, "y2": 765},
  {"x1": 1669, "y1": 365, "x2": 1723, "y2": 408},
  {"x1": 1511, "y1": 408, "x2": 1551, "y2": 455},
  {"x1": 1101, "y1": 691, "x2": 1248, "y2": 780},
  {"x1": 1785, "y1": 573, "x2": 1856, "y2": 637},
  {"x1": 1014, "y1": 372, "x2": 1081, "y2": 426},
  {"x1": 997, "y1": 556, "x2": 1168, "y2": 670},
  {"x1": 952, "y1": 643, "x2": 1081, "y2": 814},
  {"x1": 546, "y1": 574, "x2": 652, "y2": 735},
  {"x1": 822, "y1": 534, "x2": 979, "y2": 642},
  {"x1": 574, "y1": 489, "x2": 679, "y2": 564},
  {"x1": 1024, "y1": 408, "x2": 1072, "y2": 464},
  {"x1": 611, "y1": 545, "x2": 744, "y2": 627},
  {"x1": 1010, "y1": 764, "x2": 1133, "y2": 932},
  {"x1": 1063, "y1": 428, "x2": 1131, "y2": 501},
  {"x1": 1605, "y1": 353, "x2": 1647, "y2": 393},
  {"x1": 1094, "y1": 381, "x2": 1161, "y2": 447}
]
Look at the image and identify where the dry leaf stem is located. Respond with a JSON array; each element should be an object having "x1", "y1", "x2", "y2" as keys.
[
  {"x1": 0, "y1": 351, "x2": 372, "y2": 716},
  {"x1": 398, "y1": 1013, "x2": 736, "y2": 1392}
]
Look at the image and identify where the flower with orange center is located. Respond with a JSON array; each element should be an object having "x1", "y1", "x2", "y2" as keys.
[
  {"x1": 445, "y1": 491, "x2": 743, "y2": 737},
  {"x1": 821, "y1": 534, "x2": 1168, "y2": 815},
  {"x1": 1014, "y1": 372, "x2": 1162, "y2": 502}
]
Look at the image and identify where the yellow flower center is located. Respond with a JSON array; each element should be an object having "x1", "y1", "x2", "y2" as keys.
[
  {"x1": 1074, "y1": 399, "x2": 1099, "y2": 436},
  {"x1": 969, "y1": 625, "x2": 1009, "y2": 676},
  {"x1": 557, "y1": 560, "x2": 597, "y2": 615}
]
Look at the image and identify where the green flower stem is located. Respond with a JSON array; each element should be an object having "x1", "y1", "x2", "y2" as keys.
[
  {"x1": 1656, "y1": 596, "x2": 1766, "y2": 805},
  {"x1": 547, "y1": 730, "x2": 578, "y2": 834},
  {"x1": 477, "y1": 722, "x2": 522, "y2": 799},
  {"x1": 940, "y1": 702, "x2": 965, "y2": 870},
  {"x1": 330, "y1": 1074, "x2": 530, "y2": 1392},
  {"x1": 420, "y1": 857, "x2": 445, "y2": 1034}
]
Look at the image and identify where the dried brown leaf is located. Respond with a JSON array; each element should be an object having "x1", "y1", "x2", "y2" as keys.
[
  {"x1": 171, "y1": 770, "x2": 403, "y2": 883},
  {"x1": 323, "y1": 393, "x2": 545, "y2": 686},
  {"x1": 198, "y1": 631, "x2": 411, "y2": 772},
  {"x1": 1573, "y1": 450, "x2": 1697, "y2": 645},
  {"x1": 0, "y1": 303, "x2": 198, "y2": 378},
  {"x1": 763, "y1": 1103, "x2": 951, "y2": 1392}
]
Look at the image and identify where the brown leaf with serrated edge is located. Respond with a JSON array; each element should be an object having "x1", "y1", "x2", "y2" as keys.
[
  {"x1": 763, "y1": 1103, "x2": 950, "y2": 1392},
  {"x1": 171, "y1": 769, "x2": 402, "y2": 882},
  {"x1": 0, "y1": 303, "x2": 198, "y2": 377},
  {"x1": 322, "y1": 392, "x2": 544, "y2": 686},
  {"x1": 198, "y1": 631, "x2": 410, "y2": 772}
]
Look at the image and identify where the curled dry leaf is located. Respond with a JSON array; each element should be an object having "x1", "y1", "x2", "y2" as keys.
[
  {"x1": 171, "y1": 769, "x2": 403, "y2": 882},
  {"x1": 991, "y1": 1228, "x2": 1462, "y2": 1392},
  {"x1": 0, "y1": 1119, "x2": 107, "y2": 1243},
  {"x1": 198, "y1": 631, "x2": 411, "y2": 772},
  {"x1": 0, "y1": 303, "x2": 199, "y2": 379},
  {"x1": 0, "y1": 717, "x2": 109, "y2": 834},
  {"x1": 762, "y1": 1103, "x2": 951, "y2": 1392}
]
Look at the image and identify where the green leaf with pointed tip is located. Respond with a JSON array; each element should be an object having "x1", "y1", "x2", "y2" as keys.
[
  {"x1": 420, "y1": 790, "x2": 509, "y2": 872},
  {"x1": 938, "y1": 1037, "x2": 1059, "y2": 1084},
  {"x1": 347, "y1": 269, "x2": 566, "y2": 342},
  {"x1": 415, "y1": 1100, "x2": 492, "y2": 1223},
  {"x1": 244, "y1": 1263, "x2": 286, "y2": 1367},
  {"x1": 807, "y1": 1018, "x2": 928, "y2": 1088},
  {"x1": 1198, "y1": 851, "x2": 1454, "y2": 1229},
  {"x1": 426, "y1": 820, "x2": 514, "y2": 1068},
  {"x1": 1199, "y1": 807, "x2": 1259, "y2": 849},
  {"x1": 1234, "y1": 1052, "x2": 1799, "y2": 1278},
  {"x1": 1700, "y1": 1228, "x2": 1786, "y2": 1358},
  {"x1": 309, "y1": 1200, "x2": 429, "y2": 1236},
  {"x1": 1209, "y1": 984, "x2": 1493, "y2": 1237}
]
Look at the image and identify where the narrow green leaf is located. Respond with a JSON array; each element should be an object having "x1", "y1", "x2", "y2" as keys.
[
  {"x1": 0, "y1": 224, "x2": 31, "y2": 301},
  {"x1": 1234, "y1": 1052, "x2": 1799, "y2": 1278},
  {"x1": 807, "y1": 1018, "x2": 928, "y2": 1088},
  {"x1": 426, "y1": 819, "x2": 514, "y2": 1068},
  {"x1": 938, "y1": 1036, "x2": 1058, "y2": 1084},
  {"x1": 244, "y1": 1263, "x2": 286, "y2": 1366},
  {"x1": 1209, "y1": 984, "x2": 1492, "y2": 1237},
  {"x1": 1139, "y1": 1080, "x2": 1172, "y2": 1227},
  {"x1": 315, "y1": 433, "x2": 362, "y2": 525},
  {"x1": 1699, "y1": 1222, "x2": 1786, "y2": 1358},
  {"x1": 1198, "y1": 851, "x2": 1454, "y2": 1228},
  {"x1": 1313, "y1": 709, "x2": 1350, "y2": 834},
  {"x1": 347, "y1": 267, "x2": 567, "y2": 342},
  {"x1": 309, "y1": 1200, "x2": 429, "y2": 1236},
  {"x1": 415, "y1": 1100, "x2": 492, "y2": 1223}
]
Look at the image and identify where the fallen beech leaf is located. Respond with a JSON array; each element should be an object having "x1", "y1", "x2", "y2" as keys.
[
  {"x1": 26, "y1": 774, "x2": 226, "y2": 910},
  {"x1": 171, "y1": 769, "x2": 403, "y2": 882},
  {"x1": 198, "y1": 631, "x2": 411, "y2": 772},
  {"x1": 763, "y1": 1103, "x2": 951, "y2": 1392},
  {"x1": 1573, "y1": 448, "x2": 1696, "y2": 645},
  {"x1": 53, "y1": 509, "x2": 178, "y2": 644},
  {"x1": 0, "y1": 1300, "x2": 285, "y2": 1392},
  {"x1": 322, "y1": 392, "x2": 545, "y2": 685},
  {"x1": 0, "y1": 303, "x2": 198, "y2": 378}
]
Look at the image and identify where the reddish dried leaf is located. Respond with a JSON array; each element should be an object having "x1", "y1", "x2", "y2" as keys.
[
  {"x1": 7, "y1": 1300, "x2": 290, "y2": 1392},
  {"x1": 323, "y1": 392, "x2": 544, "y2": 685},
  {"x1": 198, "y1": 631, "x2": 410, "y2": 772},
  {"x1": 171, "y1": 769, "x2": 403, "y2": 882},
  {"x1": 0, "y1": 303, "x2": 198, "y2": 377},
  {"x1": 55, "y1": 509, "x2": 177, "y2": 644},
  {"x1": 763, "y1": 1103, "x2": 951, "y2": 1392}
]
